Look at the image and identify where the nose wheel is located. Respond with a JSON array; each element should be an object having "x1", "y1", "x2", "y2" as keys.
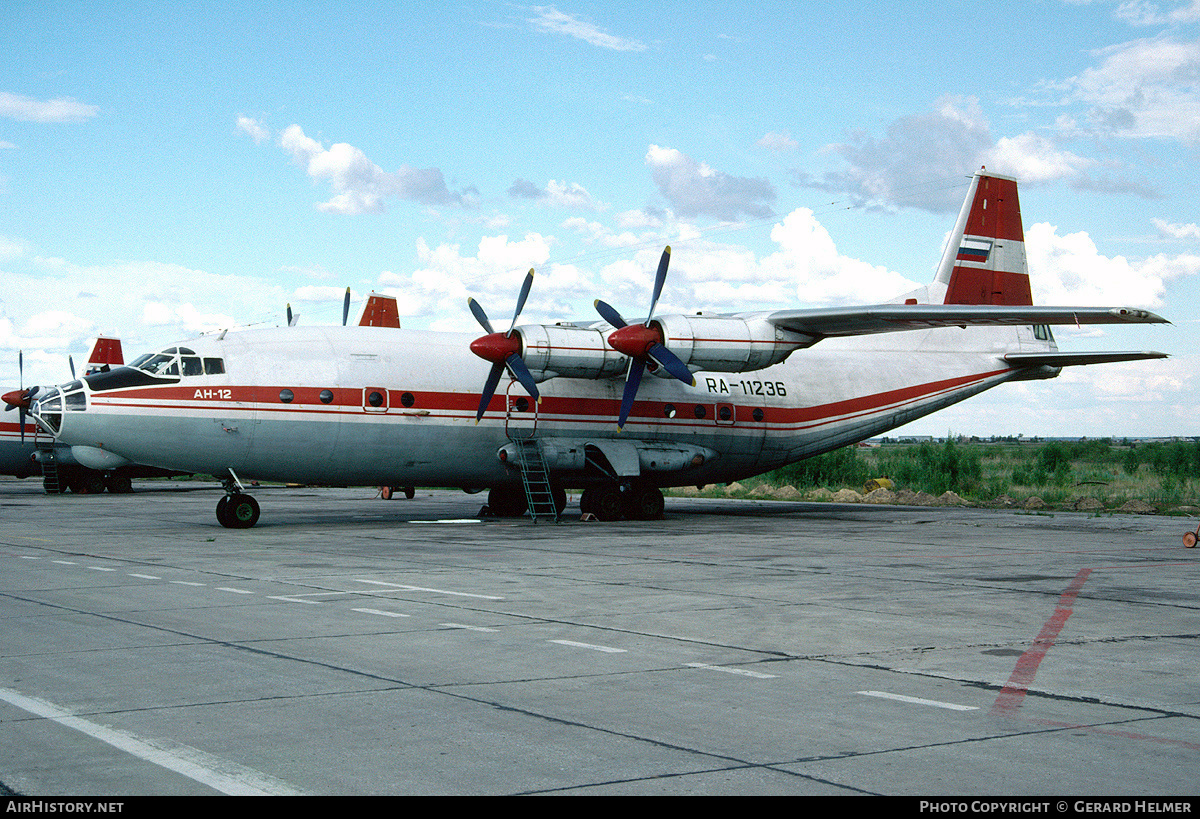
[{"x1": 217, "y1": 492, "x2": 260, "y2": 529}]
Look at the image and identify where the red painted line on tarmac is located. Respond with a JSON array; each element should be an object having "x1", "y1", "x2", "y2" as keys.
[{"x1": 990, "y1": 567, "x2": 1092, "y2": 717}]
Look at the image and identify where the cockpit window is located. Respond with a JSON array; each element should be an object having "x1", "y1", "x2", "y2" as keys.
[{"x1": 132, "y1": 349, "x2": 224, "y2": 378}]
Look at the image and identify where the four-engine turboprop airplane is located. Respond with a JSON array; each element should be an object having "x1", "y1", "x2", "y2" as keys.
[{"x1": 25, "y1": 171, "x2": 1168, "y2": 527}]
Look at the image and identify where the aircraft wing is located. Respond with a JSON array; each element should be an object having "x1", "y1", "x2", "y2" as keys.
[
  {"x1": 1003, "y1": 351, "x2": 1169, "y2": 367},
  {"x1": 765, "y1": 304, "x2": 1168, "y2": 340}
]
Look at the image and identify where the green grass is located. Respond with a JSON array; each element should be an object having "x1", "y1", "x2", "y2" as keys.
[{"x1": 681, "y1": 438, "x2": 1200, "y2": 514}]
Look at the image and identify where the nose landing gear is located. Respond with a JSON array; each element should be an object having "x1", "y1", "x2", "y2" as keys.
[{"x1": 216, "y1": 469, "x2": 260, "y2": 529}]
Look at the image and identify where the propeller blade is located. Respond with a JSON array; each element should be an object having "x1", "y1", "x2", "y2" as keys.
[
  {"x1": 505, "y1": 353, "x2": 541, "y2": 403},
  {"x1": 19, "y1": 407, "x2": 25, "y2": 443},
  {"x1": 468, "y1": 297, "x2": 494, "y2": 334},
  {"x1": 646, "y1": 246, "x2": 671, "y2": 326},
  {"x1": 286, "y1": 304, "x2": 294, "y2": 326},
  {"x1": 342, "y1": 287, "x2": 351, "y2": 326},
  {"x1": 507, "y1": 269, "x2": 534, "y2": 337},
  {"x1": 594, "y1": 299, "x2": 627, "y2": 329},
  {"x1": 617, "y1": 359, "x2": 645, "y2": 430},
  {"x1": 69, "y1": 356, "x2": 75, "y2": 380},
  {"x1": 475, "y1": 362, "x2": 505, "y2": 423},
  {"x1": 646, "y1": 342, "x2": 695, "y2": 386}
]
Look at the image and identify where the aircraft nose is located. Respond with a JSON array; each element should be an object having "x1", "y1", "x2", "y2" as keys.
[{"x1": 2, "y1": 388, "x2": 28, "y2": 410}]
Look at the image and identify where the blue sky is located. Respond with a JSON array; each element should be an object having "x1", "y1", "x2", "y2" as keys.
[{"x1": 2, "y1": 0, "x2": 1197, "y2": 437}]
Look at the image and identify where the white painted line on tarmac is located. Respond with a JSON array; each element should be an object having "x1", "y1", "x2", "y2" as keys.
[
  {"x1": 440, "y1": 623, "x2": 497, "y2": 632},
  {"x1": 87, "y1": 566, "x2": 116, "y2": 572},
  {"x1": 216, "y1": 587, "x2": 253, "y2": 595},
  {"x1": 686, "y1": 663, "x2": 777, "y2": 679},
  {"x1": 52, "y1": 560, "x2": 76, "y2": 565},
  {"x1": 170, "y1": 581, "x2": 206, "y2": 587},
  {"x1": 857, "y1": 690, "x2": 978, "y2": 711},
  {"x1": 353, "y1": 608, "x2": 410, "y2": 618},
  {"x1": 354, "y1": 579, "x2": 505, "y2": 600},
  {"x1": 550, "y1": 639, "x2": 626, "y2": 653},
  {"x1": 267, "y1": 596, "x2": 323, "y2": 605},
  {"x1": 0, "y1": 687, "x2": 303, "y2": 795},
  {"x1": 129, "y1": 573, "x2": 161, "y2": 580},
  {"x1": 19, "y1": 556, "x2": 39, "y2": 560}
]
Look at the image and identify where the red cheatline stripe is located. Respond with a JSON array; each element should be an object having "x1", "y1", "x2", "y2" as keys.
[{"x1": 990, "y1": 567, "x2": 1092, "y2": 716}]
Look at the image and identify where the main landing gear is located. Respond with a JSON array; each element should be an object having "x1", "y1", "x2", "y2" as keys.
[
  {"x1": 579, "y1": 481, "x2": 664, "y2": 522},
  {"x1": 216, "y1": 470, "x2": 260, "y2": 529}
]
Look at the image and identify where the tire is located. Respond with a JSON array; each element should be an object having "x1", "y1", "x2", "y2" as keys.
[
  {"x1": 625, "y1": 485, "x2": 664, "y2": 521},
  {"x1": 219, "y1": 493, "x2": 260, "y2": 529},
  {"x1": 590, "y1": 485, "x2": 624, "y2": 521},
  {"x1": 106, "y1": 474, "x2": 133, "y2": 494},
  {"x1": 488, "y1": 486, "x2": 528, "y2": 518},
  {"x1": 1186, "y1": 530, "x2": 1197, "y2": 548},
  {"x1": 381, "y1": 486, "x2": 393, "y2": 500}
]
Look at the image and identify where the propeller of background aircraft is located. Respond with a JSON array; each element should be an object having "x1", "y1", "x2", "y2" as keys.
[
  {"x1": 593, "y1": 246, "x2": 695, "y2": 429},
  {"x1": 467, "y1": 269, "x2": 540, "y2": 423},
  {"x1": 2, "y1": 351, "x2": 38, "y2": 442}
]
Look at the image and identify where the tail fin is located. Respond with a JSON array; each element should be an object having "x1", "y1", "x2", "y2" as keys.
[
  {"x1": 85, "y1": 336, "x2": 124, "y2": 375},
  {"x1": 934, "y1": 169, "x2": 1032, "y2": 306},
  {"x1": 358, "y1": 293, "x2": 401, "y2": 328}
]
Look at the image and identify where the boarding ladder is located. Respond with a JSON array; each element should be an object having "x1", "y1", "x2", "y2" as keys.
[
  {"x1": 37, "y1": 443, "x2": 62, "y2": 494},
  {"x1": 511, "y1": 438, "x2": 560, "y2": 523}
]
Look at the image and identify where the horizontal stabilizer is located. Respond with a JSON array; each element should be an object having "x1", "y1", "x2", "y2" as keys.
[
  {"x1": 1004, "y1": 351, "x2": 1168, "y2": 368},
  {"x1": 766, "y1": 304, "x2": 1168, "y2": 341}
]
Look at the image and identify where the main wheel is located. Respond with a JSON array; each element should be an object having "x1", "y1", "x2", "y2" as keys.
[
  {"x1": 487, "y1": 486, "x2": 528, "y2": 518},
  {"x1": 218, "y1": 493, "x2": 260, "y2": 529},
  {"x1": 1186, "y1": 530, "x2": 1197, "y2": 548},
  {"x1": 589, "y1": 485, "x2": 624, "y2": 521},
  {"x1": 625, "y1": 485, "x2": 664, "y2": 521}
]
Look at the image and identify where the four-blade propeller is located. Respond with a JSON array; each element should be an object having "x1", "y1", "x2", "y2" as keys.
[
  {"x1": 594, "y1": 247, "x2": 694, "y2": 429},
  {"x1": 1, "y1": 350, "x2": 37, "y2": 442},
  {"x1": 467, "y1": 269, "x2": 540, "y2": 423}
]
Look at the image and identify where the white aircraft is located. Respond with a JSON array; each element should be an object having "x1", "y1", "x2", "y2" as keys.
[
  {"x1": 25, "y1": 171, "x2": 1168, "y2": 527},
  {"x1": 1, "y1": 337, "x2": 148, "y2": 492}
]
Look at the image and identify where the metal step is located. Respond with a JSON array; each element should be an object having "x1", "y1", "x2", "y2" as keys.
[
  {"x1": 38, "y1": 445, "x2": 62, "y2": 494},
  {"x1": 512, "y1": 438, "x2": 559, "y2": 523}
]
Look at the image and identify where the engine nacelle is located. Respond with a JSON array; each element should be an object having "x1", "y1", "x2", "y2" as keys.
[
  {"x1": 654, "y1": 314, "x2": 814, "y2": 374},
  {"x1": 513, "y1": 314, "x2": 813, "y2": 383},
  {"x1": 517, "y1": 324, "x2": 628, "y2": 381}
]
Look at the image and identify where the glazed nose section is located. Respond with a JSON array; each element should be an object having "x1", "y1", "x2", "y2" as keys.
[{"x1": 29, "y1": 380, "x2": 86, "y2": 437}]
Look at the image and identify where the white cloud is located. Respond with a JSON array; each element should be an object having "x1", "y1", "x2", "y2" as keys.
[
  {"x1": 1153, "y1": 217, "x2": 1200, "y2": 238},
  {"x1": 1025, "y1": 222, "x2": 1200, "y2": 307},
  {"x1": 758, "y1": 131, "x2": 799, "y2": 153},
  {"x1": 645, "y1": 145, "x2": 775, "y2": 221},
  {"x1": 0, "y1": 91, "x2": 98, "y2": 123},
  {"x1": 508, "y1": 178, "x2": 604, "y2": 210},
  {"x1": 527, "y1": 6, "x2": 647, "y2": 52},
  {"x1": 1114, "y1": 0, "x2": 1200, "y2": 26},
  {"x1": 279, "y1": 124, "x2": 465, "y2": 214},
  {"x1": 982, "y1": 132, "x2": 1096, "y2": 183},
  {"x1": 1055, "y1": 36, "x2": 1200, "y2": 143},
  {"x1": 236, "y1": 115, "x2": 270, "y2": 144}
]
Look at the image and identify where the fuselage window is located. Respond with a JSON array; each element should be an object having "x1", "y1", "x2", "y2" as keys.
[
  {"x1": 367, "y1": 390, "x2": 384, "y2": 408},
  {"x1": 1033, "y1": 324, "x2": 1054, "y2": 341},
  {"x1": 204, "y1": 358, "x2": 225, "y2": 375},
  {"x1": 319, "y1": 389, "x2": 334, "y2": 404},
  {"x1": 181, "y1": 357, "x2": 204, "y2": 376},
  {"x1": 400, "y1": 392, "x2": 415, "y2": 408},
  {"x1": 694, "y1": 404, "x2": 707, "y2": 419},
  {"x1": 279, "y1": 389, "x2": 294, "y2": 403},
  {"x1": 664, "y1": 404, "x2": 677, "y2": 418}
]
